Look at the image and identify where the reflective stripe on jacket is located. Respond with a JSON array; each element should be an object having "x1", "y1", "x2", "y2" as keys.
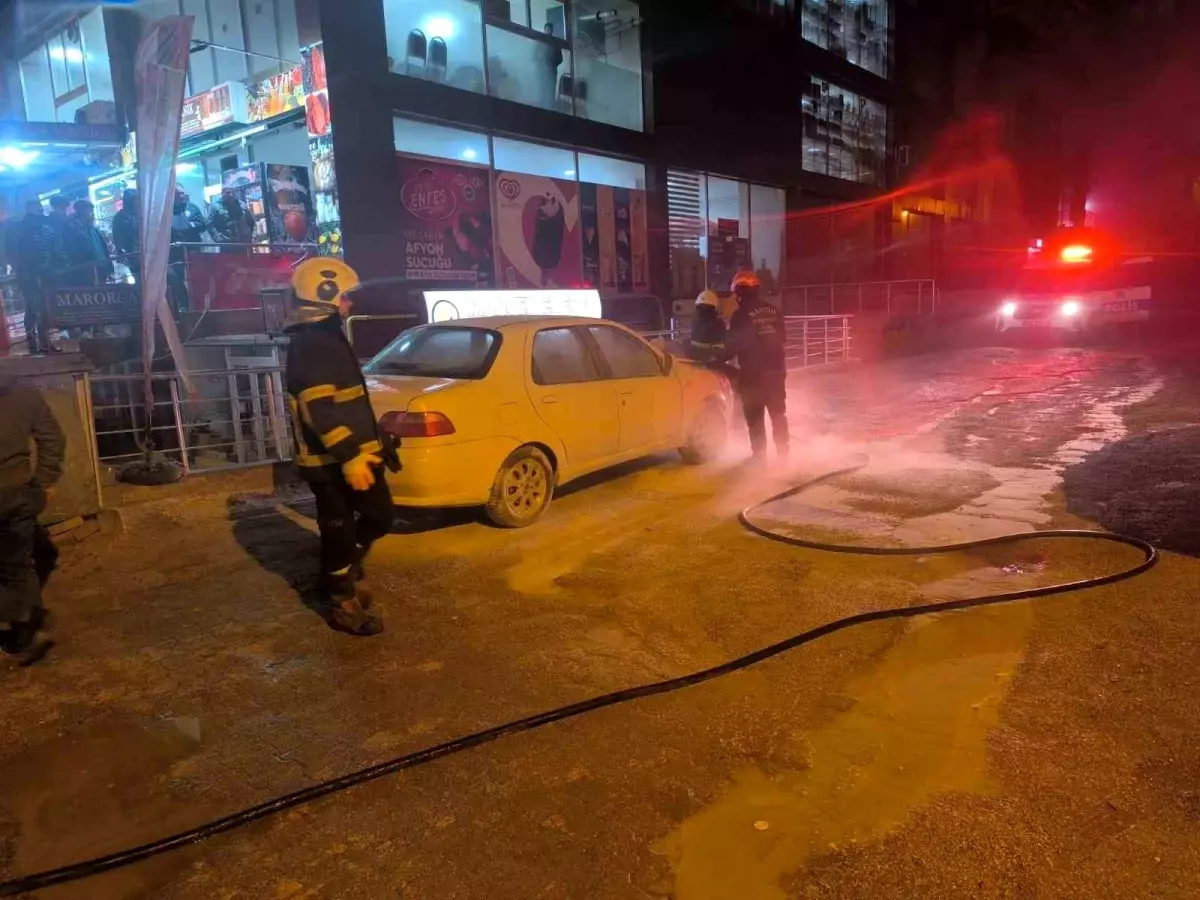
[{"x1": 284, "y1": 313, "x2": 397, "y2": 473}]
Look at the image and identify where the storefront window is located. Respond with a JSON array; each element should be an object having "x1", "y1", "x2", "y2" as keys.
[
  {"x1": 493, "y1": 136, "x2": 574, "y2": 178},
  {"x1": 383, "y1": 0, "x2": 487, "y2": 92},
  {"x1": 17, "y1": 8, "x2": 116, "y2": 124},
  {"x1": 383, "y1": 0, "x2": 644, "y2": 131},
  {"x1": 394, "y1": 117, "x2": 492, "y2": 164},
  {"x1": 572, "y1": 0, "x2": 643, "y2": 131},
  {"x1": 750, "y1": 184, "x2": 785, "y2": 289},
  {"x1": 485, "y1": 25, "x2": 572, "y2": 113},
  {"x1": 668, "y1": 169, "x2": 786, "y2": 294},
  {"x1": 801, "y1": 77, "x2": 887, "y2": 186},
  {"x1": 799, "y1": 0, "x2": 890, "y2": 78},
  {"x1": 577, "y1": 152, "x2": 644, "y2": 189}
]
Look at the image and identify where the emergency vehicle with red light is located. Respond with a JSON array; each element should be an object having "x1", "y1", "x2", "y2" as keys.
[{"x1": 996, "y1": 228, "x2": 1152, "y2": 333}]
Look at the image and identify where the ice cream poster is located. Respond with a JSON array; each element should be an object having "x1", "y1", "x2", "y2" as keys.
[
  {"x1": 494, "y1": 172, "x2": 583, "y2": 289},
  {"x1": 580, "y1": 182, "x2": 650, "y2": 296},
  {"x1": 397, "y1": 156, "x2": 494, "y2": 286}
]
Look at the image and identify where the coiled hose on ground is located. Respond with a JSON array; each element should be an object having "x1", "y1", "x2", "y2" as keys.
[{"x1": 0, "y1": 457, "x2": 1158, "y2": 896}]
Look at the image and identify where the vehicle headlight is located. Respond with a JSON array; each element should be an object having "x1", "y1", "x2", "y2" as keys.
[
  {"x1": 1061, "y1": 299, "x2": 1081, "y2": 317},
  {"x1": 1000, "y1": 301, "x2": 1018, "y2": 317}
]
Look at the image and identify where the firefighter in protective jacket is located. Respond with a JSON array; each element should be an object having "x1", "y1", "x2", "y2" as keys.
[
  {"x1": 286, "y1": 258, "x2": 400, "y2": 636},
  {"x1": 726, "y1": 270, "x2": 789, "y2": 458}
]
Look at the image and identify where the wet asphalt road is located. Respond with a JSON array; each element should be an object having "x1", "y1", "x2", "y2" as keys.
[{"x1": 2, "y1": 346, "x2": 1198, "y2": 900}]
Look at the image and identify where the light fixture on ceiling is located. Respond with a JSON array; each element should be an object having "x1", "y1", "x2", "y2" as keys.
[
  {"x1": 0, "y1": 147, "x2": 39, "y2": 168},
  {"x1": 49, "y1": 46, "x2": 85, "y2": 63},
  {"x1": 421, "y1": 16, "x2": 456, "y2": 40},
  {"x1": 564, "y1": 169, "x2": 575, "y2": 177},
  {"x1": 461, "y1": 147, "x2": 478, "y2": 160}
]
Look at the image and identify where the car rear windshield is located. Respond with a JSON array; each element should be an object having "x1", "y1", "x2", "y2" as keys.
[{"x1": 364, "y1": 326, "x2": 501, "y2": 380}]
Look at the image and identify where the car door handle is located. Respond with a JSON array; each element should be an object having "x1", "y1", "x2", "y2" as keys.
[
  {"x1": 618, "y1": 389, "x2": 636, "y2": 397},
  {"x1": 541, "y1": 395, "x2": 559, "y2": 405}
]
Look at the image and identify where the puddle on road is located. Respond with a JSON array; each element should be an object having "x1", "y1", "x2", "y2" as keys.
[
  {"x1": 655, "y1": 602, "x2": 1033, "y2": 900},
  {"x1": 655, "y1": 367, "x2": 1163, "y2": 900}
]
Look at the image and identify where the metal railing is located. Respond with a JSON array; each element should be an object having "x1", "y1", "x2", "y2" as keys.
[
  {"x1": 784, "y1": 315, "x2": 853, "y2": 367},
  {"x1": 89, "y1": 366, "x2": 292, "y2": 476},
  {"x1": 781, "y1": 280, "x2": 937, "y2": 317}
]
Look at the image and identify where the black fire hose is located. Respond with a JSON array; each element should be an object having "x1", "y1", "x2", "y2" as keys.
[{"x1": 0, "y1": 458, "x2": 1158, "y2": 897}]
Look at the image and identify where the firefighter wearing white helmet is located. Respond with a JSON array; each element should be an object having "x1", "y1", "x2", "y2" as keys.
[
  {"x1": 687, "y1": 289, "x2": 730, "y2": 364},
  {"x1": 726, "y1": 269, "x2": 789, "y2": 459},
  {"x1": 285, "y1": 257, "x2": 399, "y2": 636}
]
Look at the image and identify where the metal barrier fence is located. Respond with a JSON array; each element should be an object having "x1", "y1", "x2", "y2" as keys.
[
  {"x1": 89, "y1": 367, "x2": 292, "y2": 476},
  {"x1": 781, "y1": 280, "x2": 937, "y2": 317},
  {"x1": 86, "y1": 313, "x2": 851, "y2": 477},
  {"x1": 784, "y1": 315, "x2": 853, "y2": 367}
]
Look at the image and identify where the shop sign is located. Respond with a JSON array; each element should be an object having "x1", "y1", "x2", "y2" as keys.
[
  {"x1": 423, "y1": 289, "x2": 601, "y2": 323},
  {"x1": 47, "y1": 284, "x2": 141, "y2": 327},
  {"x1": 396, "y1": 156, "x2": 494, "y2": 286},
  {"x1": 180, "y1": 81, "x2": 249, "y2": 139},
  {"x1": 494, "y1": 171, "x2": 583, "y2": 290},
  {"x1": 248, "y1": 66, "x2": 305, "y2": 123}
]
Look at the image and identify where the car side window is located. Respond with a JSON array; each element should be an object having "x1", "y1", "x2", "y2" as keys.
[
  {"x1": 531, "y1": 327, "x2": 603, "y2": 386},
  {"x1": 587, "y1": 326, "x2": 662, "y2": 380}
]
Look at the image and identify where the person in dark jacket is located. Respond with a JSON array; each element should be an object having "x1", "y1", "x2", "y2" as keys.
[
  {"x1": 111, "y1": 189, "x2": 140, "y2": 273},
  {"x1": 285, "y1": 258, "x2": 399, "y2": 636},
  {"x1": 726, "y1": 269, "x2": 788, "y2": 459},
  {"x1": 688, "y1": 290, "x2": 729, "y2": 363},
  {"x1": 13, "y1": 201, "x2": 52, "y2": 354},
  {"x1": 43, "y1": 195, "x2": 70, "y2": 283},
  {"x1": 0, "y1": 372, "x2": 65, "y2": 664},
  {"x1": 59, "y1": 199, "x2": 114, "y2": 285},
  {"x1": 168, "y1": 188, "x2": 208, "y2": 312},
  {"x1": 206, "y1": 189, "x2": 256, "y2": 244}
]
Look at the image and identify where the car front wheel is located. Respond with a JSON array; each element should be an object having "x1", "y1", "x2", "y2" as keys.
[
  {"x1": 486, "y1": 445, "x2": 555, "y2": 528},
  {"x1": 680, "y1": 400, "x2": 728, "y2": 464}
]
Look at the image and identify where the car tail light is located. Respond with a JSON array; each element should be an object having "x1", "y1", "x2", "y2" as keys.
[
  {"x1": 1060, "y1": 244, "x2": 1093, "y2": 263},
  {"x1": 379, "y1": 411, "x2": 456, "y2": 438}
]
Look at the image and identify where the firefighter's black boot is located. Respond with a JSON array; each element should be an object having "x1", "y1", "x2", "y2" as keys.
[
  {"x1": 322, "y1": 571, "x2": 383, "y2": 637},
  {"x1": 350, "y1": 544, "x2": 373, "y2": 610}
]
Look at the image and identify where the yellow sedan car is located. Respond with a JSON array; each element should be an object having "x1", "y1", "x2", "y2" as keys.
[{"x1": 364, "y1": 316, "x2": 735, "y2": 527}]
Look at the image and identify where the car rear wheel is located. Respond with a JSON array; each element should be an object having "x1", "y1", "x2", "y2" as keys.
[
  {"x1": 486, "y1": 446, "x2": 555, "y2": 528},
  {"x1": 680, "y1": 400, "x2": 728, "y2": 464}
]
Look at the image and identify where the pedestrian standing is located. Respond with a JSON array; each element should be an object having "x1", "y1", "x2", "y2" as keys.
[
  {"x1": 726, "y1": 270, "x2": 789, "y2": 459},
  {"x1": 284, "y1": 258, "x2": 399, "y2": 636},
  {"x1": 12, "y1": 201, "x2": 51, "y2": 354},
  {"x1": 0, "y1": 372, "x2": 65, "y2": 664}
]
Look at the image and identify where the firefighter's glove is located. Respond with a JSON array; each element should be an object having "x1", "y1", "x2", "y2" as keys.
[{"x1": 342, "y1": 453, "x2": 382, "y2": 491}]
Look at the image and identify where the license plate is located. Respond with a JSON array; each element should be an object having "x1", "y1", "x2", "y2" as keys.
[
  {"x1": 1102, "y1": 300, "x2": 1139, "y2": 313},
  {"x1": 1017, "y1": 319, "x2": 1051, "y2": 327}
]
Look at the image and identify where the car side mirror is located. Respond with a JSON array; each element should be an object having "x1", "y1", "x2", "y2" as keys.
[{"x1": 660, "y1": 351, "x2": 674, "y2": 375}]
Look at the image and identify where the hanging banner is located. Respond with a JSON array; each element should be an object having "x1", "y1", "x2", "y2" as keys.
[
  {"x1": 580, "y1": 182, "x2": 601, "y2": 292},
  {"x1": 614, "y1": 188, "x2": 633, "y2": 294},
  {"x1": 578, "y1": 182, "x2": 650, "y2": 297},
  {"x1": 629, "y1": 188, "x2": 649, "y2": 292},
  {"x1": 302, "y1": 43, "x2": 340, "y2": 257},
  {"x1": 397, "y1": 156, "x2": 494, "y2": 286},
  {"x1": 494, "y1": 171, "x2": 582, "y2": 289},
  {"x1": 134, "y1": 15, "x2": 195, "y2": 402}
]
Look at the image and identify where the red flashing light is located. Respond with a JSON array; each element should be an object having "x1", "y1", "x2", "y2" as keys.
[
  {"x1": 1060, "y1": 244, "x2": 1093, "y2": 263},
  {"x1": 380, "y1": 411, "x2": 456, "y2": 438}
]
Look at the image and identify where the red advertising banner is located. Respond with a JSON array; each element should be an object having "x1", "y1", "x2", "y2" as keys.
[
  {"x1": 396, "y1": 156, "x2": 494, "y2": 286},
  {"x1": 494, "y1": 171, "x2": 583, "y2": 289},
  {"x1": 184, "y1": 249, "x2": 302, "y2": 311}
]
